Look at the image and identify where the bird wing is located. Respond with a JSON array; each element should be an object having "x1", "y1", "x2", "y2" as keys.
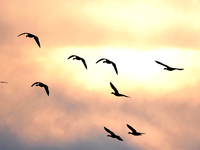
[
  {"x1": 81, "y1": 58, "x2": 87, "y2": 69},
  {"x1": 175, "y1": 68, "x2": 184, "y2": 70},
  {"x1": 43, "y1": 85, "x2": 49, "y2": 96},
  {"x1": 68, "y1": 55, "x2": 76, "y2": 59},
  {"x1": 33, "y1": 36, "x2": 41, "y2": 48},
  {"x1": 0, "y1": 81, "x2": 8, "y2": 83},
  {"x1": 127, "y1": 124, "x2": 137, "y2": 133},
  {"x1": 155, "y1": 60, "x2": 169, "y2": 67},
  {"x1": 116, "y1": 135, "x2": 123, "y2": 141},
  {"x1": 96, "y1": 58, "x2": 105, "y2": 64},
  {"x1": 104, "y1": 127, "x2": 115, "y2": 136},
  {"x1": 31, "y1": 82, "x2": 40, "y2": 87},
  {"x1": 17, "y1": 32, "x2": 29, "y2": 37},
  {"x1": 110, "y1": 82, "x2": 119, "y2": 93},
  {"x1": 111, "y1": 62, "x2": 118, "y2": 75}
]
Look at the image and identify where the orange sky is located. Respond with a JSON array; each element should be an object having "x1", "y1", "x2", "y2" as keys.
[{"x1": 1, "y1": 0, "x2": 200, "y2": 150}]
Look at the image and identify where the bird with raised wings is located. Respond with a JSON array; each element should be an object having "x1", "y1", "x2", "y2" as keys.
[
  {"x1": 68, "y1": 55, "x2": 87, "y2": 69},
  {"x1": 18, "y1": 32, "x2": 41, "y2": 48},
  {"x1": 104, "y1": 127, "x2": 123, "y2": 141},
  {"x1": 155, "y1": 60, "x2": 184, "y2": 71},
  {"x1": 31, "y1": 82, "x2": 49, "y2": 96},
  {"x1": 96, "y1": 58, "x2": 118, "y2": 75},
  {"x1": 110, "y1": 82, "x2": 130, "y2": 98},
  {"x1": 127, "y1": 124, "x2": 145, "y2": 136}
]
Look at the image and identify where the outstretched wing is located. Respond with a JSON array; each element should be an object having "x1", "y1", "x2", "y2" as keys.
[
  {"x1": 104, "y1": 127, "x2": 115, "y2": 136},
  {"x1": 116, "y1": 135, "x2": 123, "y2": 141},
  {"x1": 33, "y1": 36, "x2": 41, "y2": 48},
  {"x1": 0, "y1": 81, "x2": 8, "y2": 83},
  {"x1": 127, "y1": 124, "x2": 137, "y2": 133},
  {"x1": 68, "y1": 55, "x2": 76, "y2": 59},
  {"x1": 110, "y1": 82, "x2": 119, "y2": 93},
  {"x1": 155, "y1": 60, "x2": 169, "y2": 67},
  {"x1": 17, "y1": 32, "x2": 29, "y2": 37},
  {"x1": 175, "y1": 68, "x2": 184, "y2": 70},
  {"x1": 43, "y1": 85, "x2": 49, "y2": 96},
  {"x1": 111, "y1": 62, "x2": 118, "y2": 75},
  {"x1": 31, "y1": 82, "x2": 40, "y2": 87},
  {"x1": 81, "y1": 58, "x2": 87, "y2": 69},
  {"x1": 96, "y1": 58, "x2": 105, "y2": 64}
]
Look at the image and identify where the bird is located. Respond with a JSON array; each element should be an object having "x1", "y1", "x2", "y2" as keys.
[
  {"x1": 110, "y1": 82, "x2": 130, "y2": 98},
  {"x1": 0, "y1": 81, "x2": 8, "y2": 83},
  {"x1": 68, "y1": 55, "x2": 87, "y2": 69},
  {"x1": 18, "y1": 32, "x2": 41, "y2": 48},
  {"x1": 104, "y1": 127, "x2": 123, "y2": 141},
  {"x1": 127, "y1": 124, "x2": 145, "y2": 136},
  {"x1": 155, "y1": 60, "x2": 184, "y2": 71},
  {"x1": 96, "y1": 58, "x2": 118, "y2": 75},
  {"x1": 31, "y1": 82, "x2": 49, "y2": 96}
]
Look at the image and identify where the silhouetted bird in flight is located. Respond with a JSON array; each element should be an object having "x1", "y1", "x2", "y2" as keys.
[
  {"x1": 110, "y1": 82, "x2": 130, "y2": 98},
  {"x1": 104, "y1": 127, "x2": 123, "y2": 141},
  {"x1": 155, "y1": 60, "x2": 184, "y2": 71},
  {"x1": 96, "y1": 58, "x2": 118, "y2": 75},
  {"x1": 127, "y1": 124, "x2": 145, "y2": 136},
  {"x1": 18, "y1": 32, "x2": 41, "y2": 48},
  {"x1": 68, "y1": 55, "x2": 87, "y2": 69},
  {"x1": 0, "y1": 81, "x2": 8, "y2": 83},
  {"x1": 31, "y1": 82, "x2": 49, "y2": 96}
]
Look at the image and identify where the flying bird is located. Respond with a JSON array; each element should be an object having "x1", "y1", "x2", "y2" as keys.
[
  {"x1": 68, "y1": 55, "x2": 87, "y2": 69},
  {"x1": 104, "y1": 127, "x2": 123, "y2": 141},
  {"x1": 127, "y1": 124, "x2": 145, "y2": 136},
  {"x1": 31, "y1": 82, "x2": 49, "y2": 96},
  {"x1": 18, "y1": 32, "x2": 41, "y2": 48},
  {"x1": 96, "y1": 58, "x2": 118, "y2": 75},
  {"x1": 110, "y1": 82, "x2": 130, "y2": 98},
  {"x1": 0, "y1": 81, "x2": 8, "y2": 83},
  {"x1": 155, "y1": 60, "x2": 184, "y2": 71}
]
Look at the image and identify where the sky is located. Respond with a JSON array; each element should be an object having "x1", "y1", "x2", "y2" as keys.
[{"x1": 1, "y1": 0, "x2": 200, "y2": 150}]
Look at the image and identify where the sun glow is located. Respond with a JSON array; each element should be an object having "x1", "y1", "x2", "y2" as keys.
[{"x1": 38, "y1": 46, "x2": 200, "y2": 95}]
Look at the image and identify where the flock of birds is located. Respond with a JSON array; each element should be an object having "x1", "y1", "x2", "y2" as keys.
[{"x1": 1, "y1": 32, "x2": 184, "y2": 142}]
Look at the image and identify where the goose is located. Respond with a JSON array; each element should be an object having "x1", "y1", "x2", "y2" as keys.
[
  {"x1": 127, "y1": 124, "x2": 145, "y2": 136},
  {"x1": 31, "y1": 82, "x2": 49, "y2": 96},
  {"x1": 18, "y1": 32, "x2": 41, "y2": 48},
  {"x1": 104, "y1": 127, "x2": 123, "y2": 141},
  {"x1": 68, "y1": 55, "x2": 87, "y2": 69},
  {"x1": 155, "y1": 60, "x2": 183, "y2": 71},
  {"x1": 110, "y1": 82, "x2": 130, "y2": 98},
  {"x1": 96, "y1": 58, "x2": 118, "y2": 75}
]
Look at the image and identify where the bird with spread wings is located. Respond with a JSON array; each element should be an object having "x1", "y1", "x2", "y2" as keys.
[
  {"x1": 18, "y1": 32, "x2": 41, "y2": 48},
  {"x1": 68, "y1": 55, "x2": 87, "y2": 70},
  {"x1": 104, "y1": 127, "x2": 123, "y2": 141},
  {"x1": 96, "y1": 58, "x2": 118, "y2": 75},
  {"x1": 110, "y1": 82, "x2": 130, "y2": 98}
]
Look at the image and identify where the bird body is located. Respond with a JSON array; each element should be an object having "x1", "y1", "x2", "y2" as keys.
[
  {"x1": 96, "y1": 58, "x2": 118, "y2": 75},
  {"x1": 104, "y1": 127, "x2": 123, "y2": 141},
  {"x1": 155, "y1": 60, "x2": 183, "y2": 71},
  {"x1": 127, "y1": 124, "x2": 145, "y2": 136},
  {"x1": 68, "y1": 55, "x2": 87, "y2": 69},
  {"x1": 110, "y1": 82, "x2": 130, "y2": 98},
  {"x1": 18, "y1": 32, "x2": 41, "y2": 48},
  {"x1": 31, "y1": 82, "x2": 49, "y2": 96}
]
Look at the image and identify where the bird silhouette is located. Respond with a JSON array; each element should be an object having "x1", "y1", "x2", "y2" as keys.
[
  {"x1": 68, "y1": 55, "x2": 87, "y2": 69},
  {"x1": 127, "y1": 124, "x2": 145, "y2": 136},
  {"x1": 0, "y1": 81, "x2": 8, "y2": 83},
  {"x1": 104, "y1": 127, "x2": 123, "y2": 141},
  {"x1": 155, "y1": 60, "x2": 183, "y2": 71},
  {"x1": 18, "y1": 32, "x2": 41, "y2": 48},
  {"x1": 110, "y1": 82, "x2": 130, "y2": 98},
  {"x1": 31, "y1": 82, "x2": 49, "y2": 96},
  {"x1": 96, "y1": 58, "x2": 118, "y2": 75}
]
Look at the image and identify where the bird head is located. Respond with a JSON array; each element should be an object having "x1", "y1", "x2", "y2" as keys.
[
  {"x1": 128, "y1": 132, "x2": 132, "y2": 134},
  {"x1": 111, "y1": 92, "x2": 114, "y2": 95}
]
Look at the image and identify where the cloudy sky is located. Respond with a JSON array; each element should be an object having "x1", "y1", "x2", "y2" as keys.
[{"x1": 1, "y1": 0, "x2": 200, "y2": 150}]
